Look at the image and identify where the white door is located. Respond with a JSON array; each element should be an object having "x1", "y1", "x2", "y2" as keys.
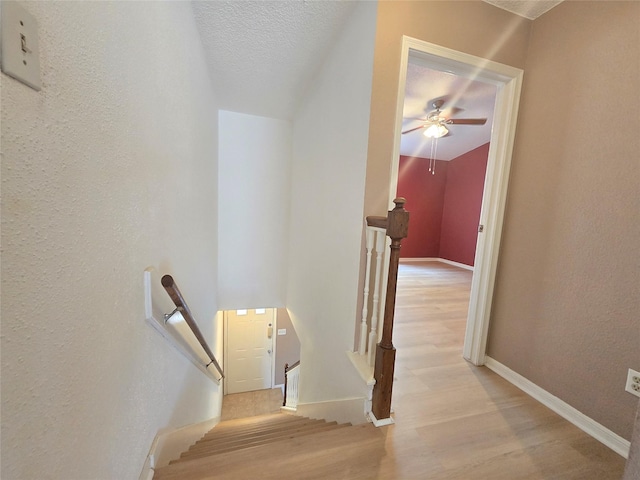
[{"x1": 225, "y1": 308, "x2": 274, "y2": 394}]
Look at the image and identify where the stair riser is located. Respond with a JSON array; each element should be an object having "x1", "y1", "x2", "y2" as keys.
[
  {"x1": 197, "y1": 418, "x2": 319, "y2": 442},
  {"x1": 193, "y1": 420, "x2": 329, "y2": 448},
  {"x1": 173, "y1": 424, "x2": 350, "y2": 463},
  {"x1": 183, "y1": 422, "x2": 342, "y2": 456}
]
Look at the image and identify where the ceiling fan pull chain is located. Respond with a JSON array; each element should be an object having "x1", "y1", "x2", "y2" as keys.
[{"x1": 432, "y1": 139, "x2": 438, "y2": 175}]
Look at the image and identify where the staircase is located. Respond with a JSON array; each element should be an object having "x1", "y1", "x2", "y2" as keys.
[{"x1": 153, "y1": 413, "x2": 383, "y2": 479}]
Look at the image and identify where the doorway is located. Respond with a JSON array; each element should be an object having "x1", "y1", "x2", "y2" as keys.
[
  {"x1": 389, "y1": 36, "x2": 524, "y2": 365},
  {"x1": 224, "y1": 308, "x2": 275, "y2": 394}
]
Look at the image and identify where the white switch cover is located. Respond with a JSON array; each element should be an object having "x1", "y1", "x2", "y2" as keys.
[
  {"x1": 1, "y1": 2, "x2": 41, "y2": 90},
  {"x1": 277, "y1": 329, "x2": 287, "y2": 336}
]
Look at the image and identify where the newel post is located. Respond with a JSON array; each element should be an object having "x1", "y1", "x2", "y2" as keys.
[{"x1": 371, "y1": 197, "x2": 409, "y2": 423}]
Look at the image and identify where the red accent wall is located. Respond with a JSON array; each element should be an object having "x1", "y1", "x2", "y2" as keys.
[
  {"x1": 396, "y1": 156, "x2": 448, "y2": 258},
  {"x1": 397, "y1": 143, "x2": 489, "y2": 265},
  {"x1": 439, "y1": 143, "x2": 489, "y2": 266}
]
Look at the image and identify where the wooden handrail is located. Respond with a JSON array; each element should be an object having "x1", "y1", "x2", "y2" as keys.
[
  {"x1": 366, "y1": 215, "x2": 387, "y2": 230},
  {"x1": 161, "y1": 275, "x2": 224, "y2": 379},
  {"x1": 372, "y1": 198, "x2": 409, "y2": 421},
  {"x1": 283, "y1": 361, "x2": 300, "y2": 407}
]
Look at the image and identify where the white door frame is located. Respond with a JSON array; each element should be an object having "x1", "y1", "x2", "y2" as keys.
[
  {"x1": 223, "y1": 308, "x2": 277, "y2": 395},
  {"x1": 388, "y1": 36, "x2": 524, "y2": 365}
]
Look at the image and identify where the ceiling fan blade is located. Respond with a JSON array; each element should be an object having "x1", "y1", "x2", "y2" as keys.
[
  {"x1": 401, "y1": 125, "x2": 426, "y2": 134},
  {"x1": 449, "y1": 118, "x2": 487, "y2": 125}
]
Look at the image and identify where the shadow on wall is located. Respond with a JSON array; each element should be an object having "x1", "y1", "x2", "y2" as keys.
[{"x1": 275, "y1": 308, "x2": 301, "y2": 386}]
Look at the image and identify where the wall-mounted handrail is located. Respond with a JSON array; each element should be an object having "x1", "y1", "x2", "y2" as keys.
[{"x1": 161, "y1": 275, "x2": 224, "y2": 379}]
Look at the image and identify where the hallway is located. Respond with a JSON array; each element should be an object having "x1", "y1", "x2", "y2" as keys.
[
  {"x1": 204, "y1": 262, "x2": 626, "y2": 478},
  {"x1": 385, "y1": 260, "x2": 625, "y2": 478}
]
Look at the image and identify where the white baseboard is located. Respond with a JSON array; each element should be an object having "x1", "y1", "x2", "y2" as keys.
[
  {"x1": 400, "y1": 257, "x2": 474, "y2": 271},
  {"x1": 139, "y1": 417, "x2": 220, "y2": 479},
  {"x1": 368, "y1": 411, "x2": 395, "y2": 427},
  {"x1": 296, "y1": 397, "x2": 368, "y2": 425},
  {"x1": 484, "y1": 356, "x2": 630, "y2": 458}
]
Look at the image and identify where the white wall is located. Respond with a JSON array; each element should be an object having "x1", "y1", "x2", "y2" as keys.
[
  {"x1": 286, "y1": 2, "x2": 378, "y2": 404},
  {"x1": 1, "y1": 2, "x2": 221, "y2": 479},
  {"x1": 218, "y1": 111, "x2": 292, "y2": 310}
]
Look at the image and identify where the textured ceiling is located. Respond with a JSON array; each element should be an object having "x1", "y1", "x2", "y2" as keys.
[
  {"x1": 482, "y1": 0, "x2": 564, "y2": 20},
  {"x1": 190, "y1": 0, "x2": 564, "y2": 157},
  {"x1": 191, "y1": 1, "x2": 357, "y2": 120}
]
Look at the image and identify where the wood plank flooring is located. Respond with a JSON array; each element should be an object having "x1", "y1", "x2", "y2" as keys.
[
  {"x1": 157, "y1": 261, "x2": 626, "y2": 479},
  {"x1": 382, "y1": 260, "x2": 625, "y2": 478}
]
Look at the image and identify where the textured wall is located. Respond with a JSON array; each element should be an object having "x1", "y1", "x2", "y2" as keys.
[
  {"x1": 287, "y1": 1, "x2": 378, "y2": 403},
  {"x1": 624, "y1": 401, "x2": 640, "y2": 479},
  {"x1": 397, "y1": 156, "x2": 448, "y2": 258},
  {"x1": 397, "y1": 144, "x2": 488, "y2": 264},
  {"x1": 218, "y1": 110, "x2": 292, "y2": 310},
  {"x1": 1, "y1": 2, "x2": 221, "y2": 479},
  {"x1": 488, "y1": 1, "x2": 640, "y2": 439},
  {"x1": 439, "y1": 143, "x2": 489, "y2": 266}
]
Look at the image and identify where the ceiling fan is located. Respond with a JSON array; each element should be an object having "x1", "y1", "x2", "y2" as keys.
[{"x1": 401, "y1": 99, "x2": 487, "y2": 137}]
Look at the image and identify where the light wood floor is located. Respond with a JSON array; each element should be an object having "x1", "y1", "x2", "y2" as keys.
[
  {"x1": 204, "y1": 261, "x2": 626, "y2": 479},
  {"x1": 381, "y1": 260, "x2": 625, "y2": 478}
]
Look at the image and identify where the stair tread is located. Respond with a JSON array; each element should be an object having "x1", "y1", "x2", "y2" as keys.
[
  {"x1": 197, "y1": 416, "x2": 320, "y2": 442},
  {"x1": 187, "y1": 420, "x2": 338, "y2": 453},
  {"x1": 154, "y1": 423, "x2": 382, "y2": 480},
  {"x1": 175, "y1": 423, "x2": 349, "y2": 461}
]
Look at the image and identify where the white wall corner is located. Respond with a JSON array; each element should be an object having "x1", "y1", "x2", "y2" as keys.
[
  {"x1": 484, "y1": 356, "x2": 631, "y2": 459},
  {"x1": 295, "y1": 397, "x2": 368, "y2": 425},
  {"x1": 139, "y1": 416, "x2": 220, "y2": 479}
]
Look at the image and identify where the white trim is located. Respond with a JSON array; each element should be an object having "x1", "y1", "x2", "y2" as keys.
[
  {"x1": 437, "y1": 258, "x2": 474, "y2": 271},
  {"x1": 139, "y1": 417, "x2": 220, "y2": 479},
  {"x1": 368, "y1": 411, "x2": 395, "y2": 427},
  {"x1": 400, "y1": 257, "x2": 474, "y2": 271},
  {"x1": 484, "y1": 356, "x2": 631, "y2": 459},
  {"x1": 346, "y1": 350, "x2": 376, "y2": 386},
  {"x1": 388, "y1": 37, "x2": 524, "y2": 367},
  {"x1": 270, "y1": 308, "x2": 277, "y2": 389}
]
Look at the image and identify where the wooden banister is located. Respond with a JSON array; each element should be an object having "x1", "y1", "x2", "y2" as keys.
[
  {"x1": 366, "y1": 215, "x2": 387, "y2": 230},
  {"x1": 161, "y1": 275, "x2": 224, "y2": 379},
  {"x1": 371, "y1": 198, "x2": 409, "y2": 422}
]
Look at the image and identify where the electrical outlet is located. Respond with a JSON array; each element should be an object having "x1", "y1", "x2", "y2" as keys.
[{"x1": 625, "y1": 368, "x2": 640, "y2": 398}]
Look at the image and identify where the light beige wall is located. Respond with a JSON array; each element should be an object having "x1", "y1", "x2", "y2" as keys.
[
  {"x1": 364, "y1": 0, "x2": 531, "y2": 218},
  {"x1": 1, "y1": 2, "x2": 221, "y2": 478},
  {"x1": 488, "y1": 1, "x2": 640, "y2": 440}
]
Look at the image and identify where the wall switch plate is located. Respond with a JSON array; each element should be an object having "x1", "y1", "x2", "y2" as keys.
[
  {"x1": 277, "y1": 328, "x2": 286, "y2": 336},
  {"x1": 1, "y1": 1, "x2": 41, "y2": 91},
  {"x1": 625, "y1": 368, "x2": 640, "y2": 398}
]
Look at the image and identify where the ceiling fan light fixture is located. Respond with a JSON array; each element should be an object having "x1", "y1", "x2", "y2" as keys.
[{"x1": 423, "y1": 123, "x2": 448, "y2": 138}]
